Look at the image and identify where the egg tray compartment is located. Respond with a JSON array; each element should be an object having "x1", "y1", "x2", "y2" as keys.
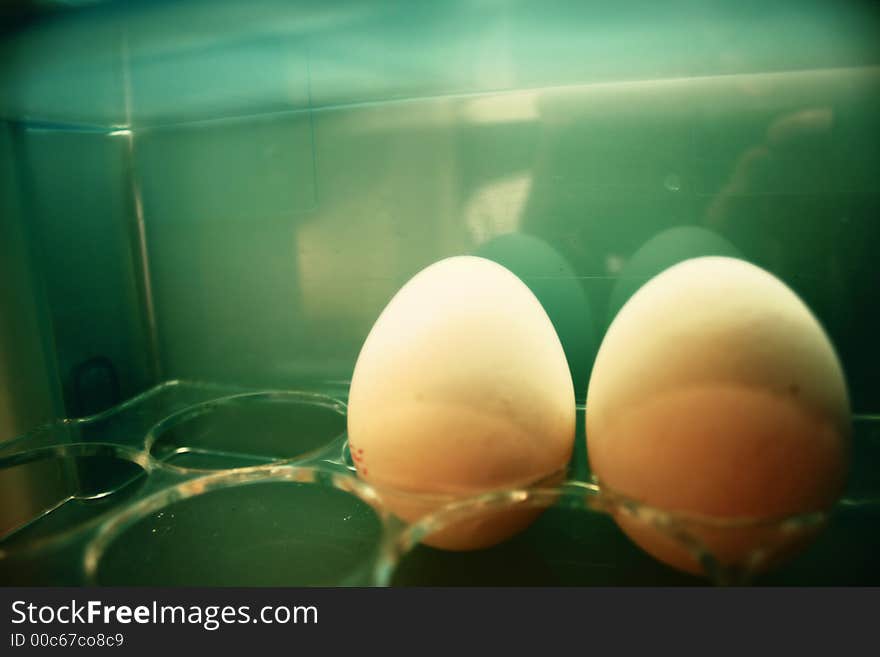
[{"x1": 0, "y1": 380, "x2": 878, "y2": 587}]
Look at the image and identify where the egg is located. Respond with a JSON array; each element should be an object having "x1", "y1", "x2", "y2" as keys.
[
  {"x1": 586, "y1": 256, "x2": 850, "y2": 576},
  {"x1": 348, "y1": 255, "x2": 576, "y2": 550}
]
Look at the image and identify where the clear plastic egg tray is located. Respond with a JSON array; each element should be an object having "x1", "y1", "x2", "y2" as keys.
[{"x1": 1, "y1": 380, "x2": 878, "y2": 586}]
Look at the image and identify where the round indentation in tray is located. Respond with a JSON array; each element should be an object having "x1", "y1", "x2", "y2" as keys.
[
  {"x1": 146, "y1": 391, "x2": 347, "y2": 471},
  {"x1": 386, "y1": 483, "x2": 828, "y2": 586},
  {"x1": 390, "y1": 486, "x2": 704, "y2": 585},
  {"x1": 0, "y1": 443, "x2": 150, "y2": 576},
  {"x1": 86, "y1": 467, "x2": 389, "y2": 586}
]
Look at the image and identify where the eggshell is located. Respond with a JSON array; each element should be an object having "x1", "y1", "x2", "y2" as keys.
[
  {"x1": 586, "y1": 256, "x2": 850, "y2": 575},
  {"x1": 348, "y1": 255, "x2": 576, "y2": 549}
]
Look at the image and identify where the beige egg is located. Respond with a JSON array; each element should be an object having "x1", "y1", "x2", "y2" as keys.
[
  {"x1": 586, "y1": 256, "x2": 850, "y2": 575},
  {"x1": 348, "y1": 256, "x2": 575, "y2": 549}
]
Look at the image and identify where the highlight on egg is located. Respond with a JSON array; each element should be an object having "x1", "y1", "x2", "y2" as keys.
[
  {"x1": 586, "y1": 256, "x2": 851, "y2": 576},
  {"x1": 348, "y1": 255, "x2": 576, "y2": 550}
]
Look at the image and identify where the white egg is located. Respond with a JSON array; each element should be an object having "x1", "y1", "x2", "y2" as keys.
[
  {"x1": 348, "y1": 255, "x2": 575, "y2": 549},
  {"x1": 586, "y1": 256, "x2": 850, "y2": 575}
]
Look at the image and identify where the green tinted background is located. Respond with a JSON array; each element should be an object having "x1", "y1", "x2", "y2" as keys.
[
  {"x1": 1, "y1": 0, "x2": 879, "y2": 587},
  {"x1": 0, "y1": 0, "x2": 878, "y2": 426}
]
